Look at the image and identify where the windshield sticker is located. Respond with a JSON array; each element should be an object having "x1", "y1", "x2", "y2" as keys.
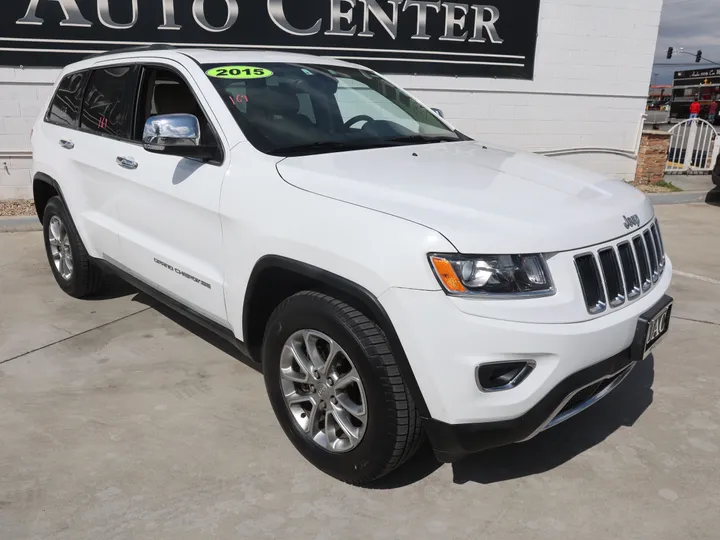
[
  {"x1": 206, "y1": 66, "x2": 273, "y2": 79},
  {"x1": 228, "y1": 94, "x2": 249, "y2": 106},
  {"x1": 301, "y1": 68, "x2": 314, "y2": 76}
]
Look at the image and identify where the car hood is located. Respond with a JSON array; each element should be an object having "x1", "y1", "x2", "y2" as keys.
[{"x1": 276, "y1": 141, "x2": 653, "y2": 253}]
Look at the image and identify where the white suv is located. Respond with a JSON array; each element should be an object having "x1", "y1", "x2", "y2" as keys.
[{"x1": 32, "y1": 46, "x2": 673, "y2": 484}]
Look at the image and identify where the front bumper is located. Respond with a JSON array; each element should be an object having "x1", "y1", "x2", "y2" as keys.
[
  {"x1": 379, "y1": 258, "x2": 673, "y2": 461},
  {"x1": 423, "y1": 344, "x2": 638, "y2": 462}
]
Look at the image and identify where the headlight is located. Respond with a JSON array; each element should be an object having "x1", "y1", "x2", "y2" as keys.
[{"x1": 429, "y1": 254, "x2": 554, "y2": 296}]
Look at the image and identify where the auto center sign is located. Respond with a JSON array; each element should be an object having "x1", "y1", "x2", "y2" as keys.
[
  {"x1": 0, "y1": 0, "x2": 541, "y2": 79},
  {"x1": 674, "y1": 68, "x2": 720, "y2": 81}
]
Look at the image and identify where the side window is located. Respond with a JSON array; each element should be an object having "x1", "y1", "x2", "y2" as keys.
[
  {"x1": 45, "y1": 71, "x2": 88, "y2": 128},
  {"x1": 135, "y1": 66, "x2": 218, "y2": 148},
  {"x1": 80, "y1": 66, "x2": 139, "y2": 139}
]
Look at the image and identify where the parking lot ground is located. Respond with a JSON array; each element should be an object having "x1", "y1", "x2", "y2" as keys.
[{"x1": 1, "y1": 202, "x2": 719, "y2": 540}]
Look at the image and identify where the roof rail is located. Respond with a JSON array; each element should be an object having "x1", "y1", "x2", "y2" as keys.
[{"x1": 85, "y1": 44, "x2": 178, "y2": 60}]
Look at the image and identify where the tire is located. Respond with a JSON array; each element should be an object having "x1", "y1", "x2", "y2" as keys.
[
  {"x1": 262, "y1": 291, "x2": 424, "y2": 485},
  {"x1": 42, "y1": 196, "x2": 104, "y2": 298}
]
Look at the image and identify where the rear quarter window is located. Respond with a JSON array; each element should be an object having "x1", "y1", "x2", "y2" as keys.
[{"x1": 45, "y1": 71, "x2": 88, "y2": 128}]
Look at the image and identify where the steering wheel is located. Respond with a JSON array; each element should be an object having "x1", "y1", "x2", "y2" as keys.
[{"x1": 343, "y1": 115, "x2": 374, "y2": 129}]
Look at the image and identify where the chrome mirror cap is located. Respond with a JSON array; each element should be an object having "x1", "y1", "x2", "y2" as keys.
[{"x1": 142, "y1": 114, "x2": 201, "y2": 149}]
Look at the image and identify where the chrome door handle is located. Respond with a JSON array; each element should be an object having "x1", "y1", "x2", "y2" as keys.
[
  {"x1": 116, "y1": 156, "x2": 138, "y2": 170},
  {"x1": 59, "y1": 139, "x2": 74, "y2": 150}
]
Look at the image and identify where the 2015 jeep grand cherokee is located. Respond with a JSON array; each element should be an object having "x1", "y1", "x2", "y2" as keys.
[{"x1": 32, "y1": 46, "x2": 673, "y2": 484}]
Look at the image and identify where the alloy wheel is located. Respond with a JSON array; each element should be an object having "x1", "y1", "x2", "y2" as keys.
[
  {"x1": 279, "y1": 329, "x2": 368, "y2": 453},
  {"x1": 48, "y1": 215, "x2": 74, "y2": 281}
]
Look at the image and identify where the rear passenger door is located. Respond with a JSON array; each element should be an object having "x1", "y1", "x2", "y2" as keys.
[
  {"x1": 48, "y1": 65, "x2": 140, "y2": 261},
  {"x1": 113, "y1": 63, "x2": 229, "y2": 326}
]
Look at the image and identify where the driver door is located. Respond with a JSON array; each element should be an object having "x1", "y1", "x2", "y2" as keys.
[{"x1": 114, "y1": 63, "x2": 229, "y2": 326}]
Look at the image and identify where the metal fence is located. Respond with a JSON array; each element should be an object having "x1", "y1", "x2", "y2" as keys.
[{"x1": 666, "y1": 118, "x2": 720, "y2": 174}]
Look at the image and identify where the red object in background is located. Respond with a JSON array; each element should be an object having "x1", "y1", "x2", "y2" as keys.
[{"x1": 690, "y1": 101, "x2": 701, "y2": 114}]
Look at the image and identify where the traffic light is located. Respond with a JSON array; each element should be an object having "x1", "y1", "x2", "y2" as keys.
[
  {"x1": 667, "y1": 47, "x2": 673, "y2": 59},
  {"x1": 696, "y1": 50, "x2": 702, "y2": 63}
]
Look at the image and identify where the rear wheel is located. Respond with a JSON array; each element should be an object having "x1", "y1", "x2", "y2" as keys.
[
  {"x1": 42, "y1": 197, "x2": 103, "y2": 298},
  {"x1": 262, "y1": 291, "x2": 424, "y2": 484}
]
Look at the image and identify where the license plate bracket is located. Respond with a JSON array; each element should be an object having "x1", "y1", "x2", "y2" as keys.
[{"x1": 631, "y1": 295, "x2": 673, "y2": 362}]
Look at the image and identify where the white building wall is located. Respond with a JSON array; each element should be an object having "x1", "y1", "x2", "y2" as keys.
[
  {"x1": 0, "y1": 66, "x2": 61, "y2": 199},
  {"x1": 392, "y1": 0, "x2": 663, "y2": 181},
  {"x1": 0, "y1": 0, "x2": 662, "y2": 200}
]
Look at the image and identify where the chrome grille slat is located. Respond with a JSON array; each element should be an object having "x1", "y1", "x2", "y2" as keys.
[
  {"x1": 643, "y1": 229, "x2": 660, "y2": 282},
  {"x1": 575, "y1": 253, "x2": 606, "y2": 314},
  {"x1": 650, "y1": 224, "x2": 665, "y2": 272},
  {"x1": 576, "y1": 220, "x2": 665, "y2": 314},
  {"x1": 598, "y1": 248, "x2": 625, "y2": 307},
  {"x1": 617, "y1": 241, "x2": 641, "y2": 300},
  {"x1": 632, "y1": 235, "x2": 652, "y2": 292},
  {"x1": 655, "y1": 221, "x2": 666, "y2": 260}
]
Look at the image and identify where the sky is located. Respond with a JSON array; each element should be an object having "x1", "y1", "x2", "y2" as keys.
[{"x1": 652, "y1": 0, "x2": 720, "y2": 85}]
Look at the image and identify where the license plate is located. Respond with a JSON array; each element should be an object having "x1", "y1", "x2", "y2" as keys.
[
  {"x1": 643, "y1": 303, "x2": 672, "y2": 357},
  {"x1": 630, "y1": 295, "x2": 673, "y2": 362}
]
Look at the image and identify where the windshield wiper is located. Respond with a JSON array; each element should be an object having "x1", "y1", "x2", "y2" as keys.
[
  {"x1": 273, "y1": 135, "x2": 460, "y2": 156},
  {"x1": 273, "y1": 140, "x2": 390, "y2": 155},
  {"x1": 383, "y1": 135, "x2": 460, "y2": 145}
]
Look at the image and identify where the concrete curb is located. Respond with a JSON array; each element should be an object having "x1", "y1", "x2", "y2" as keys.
[
  {"x1": 648, "y1": 190, "x2": 717, "y2": 205},
  {"x1": 0, "y1": 216, "x2": 42, "y2": 233}
]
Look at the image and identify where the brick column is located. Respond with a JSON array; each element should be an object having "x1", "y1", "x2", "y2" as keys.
[{"x1": 634, "y1": 130, "x2": 672, "y2": 185}]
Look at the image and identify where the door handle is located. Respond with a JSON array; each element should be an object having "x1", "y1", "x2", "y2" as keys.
[
  {"x1": 59, "y1": 139, "x2": 74, "y2": 150},
  {"x1": 116, "y1": 156, "x2": 138, "y2": 170}
]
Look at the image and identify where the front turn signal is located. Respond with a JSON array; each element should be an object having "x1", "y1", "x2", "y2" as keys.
[{"x1": 430, "y1": 256, "x2": 467, "y2": 293}]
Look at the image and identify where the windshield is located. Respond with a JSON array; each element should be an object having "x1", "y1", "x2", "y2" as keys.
[{"x1": 202, "y1": 63, "x2": 464, "y2": 156}]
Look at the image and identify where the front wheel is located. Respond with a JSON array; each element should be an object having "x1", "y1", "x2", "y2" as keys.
[{"x1": 262, "y1": 291, "x2": 424, "y2": 485}]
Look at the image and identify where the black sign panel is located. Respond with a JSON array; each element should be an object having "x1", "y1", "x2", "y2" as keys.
[
  {"x1": 0, "y1": 0, "x2": 540, "y2": 79},
  {"x1": 674, "y1": 68, "x2": 720, "y2": 81}
]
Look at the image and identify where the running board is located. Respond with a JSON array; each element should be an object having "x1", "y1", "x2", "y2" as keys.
[{"x1": 93, "y1": 257, "x2": 251, "y2": 360}]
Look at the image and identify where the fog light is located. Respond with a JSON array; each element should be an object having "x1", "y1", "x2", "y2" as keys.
[{"x1": 476, "y1": 361, "x2": 536, "y2": 392}]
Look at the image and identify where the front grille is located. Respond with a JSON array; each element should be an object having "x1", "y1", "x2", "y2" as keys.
[{"x1": 575, "y1": 219, "x2": 666, "y2": 314}]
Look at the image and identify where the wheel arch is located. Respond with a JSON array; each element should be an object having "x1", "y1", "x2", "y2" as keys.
[
  {"x1": 33, "y1": 172, "x2": 67, "y2": 223},
  {"x1": 242, "y1": 255, "x2": 431, "y2": 419}
]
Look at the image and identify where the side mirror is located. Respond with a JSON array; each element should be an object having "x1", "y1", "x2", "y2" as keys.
[
  {"x1": 431, "y1": 108, "x2": 445, "y2": 118},
  {"x1": 143, "y1": 114, "x2": 213, "y2": 160}
]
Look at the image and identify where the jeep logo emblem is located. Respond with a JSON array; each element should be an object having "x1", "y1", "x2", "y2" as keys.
[
  {"x1": 623, "y1": 214, "x2": 641, "y2": 229},
  {"x1": 318, "y1": 384, "x2": 331, "y2": 400}
]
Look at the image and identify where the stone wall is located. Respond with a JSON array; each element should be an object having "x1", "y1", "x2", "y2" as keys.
[{"x1": 634, "y1": 130, "x2": 671, "y2": 184}]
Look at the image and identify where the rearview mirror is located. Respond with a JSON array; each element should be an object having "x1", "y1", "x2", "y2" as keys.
[
  {"x1": 431, "y1": 108, "x2": 445, "y2": 118},
  {"x1": 143, "y1": 114, "x2": 213, "y2": 160}
]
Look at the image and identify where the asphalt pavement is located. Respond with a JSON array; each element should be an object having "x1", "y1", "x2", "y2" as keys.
[{"x1": 1, "y1": 202, "x2": 719, "y2": 540}]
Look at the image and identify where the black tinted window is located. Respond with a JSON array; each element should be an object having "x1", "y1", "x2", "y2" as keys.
[
  {"x1": 46, "y1": 71, "x2": 87, "y2": 128},
  {"x1": 80, "y1": 66, "x2": 139, "y2": 139}
]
